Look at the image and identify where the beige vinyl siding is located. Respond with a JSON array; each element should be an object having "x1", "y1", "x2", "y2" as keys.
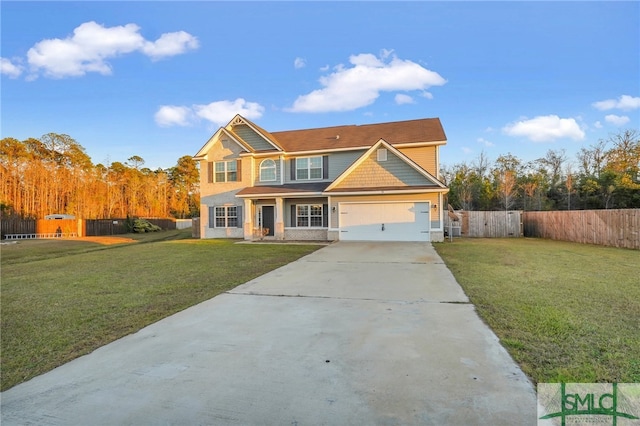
[
  {"x1": 200, "y1": 138, "x2": 247, "y2": 196},
  {"x1": 329, "y1": 193, "x2": 441, "y2": 229},
  {"x1": 398, "y1": 146, "x2": 437, "y2": 175},
  {"x1": 334, "y1": 149, "x2": 433, "y2": 189},
  {"x1": 232, "y1": 124, "x2": 276, "y2": 151}
]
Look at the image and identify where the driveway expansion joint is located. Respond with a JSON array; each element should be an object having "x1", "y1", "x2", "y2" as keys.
[{"x1": 226, "y1": 291, "x2": 471, "y2": 305}]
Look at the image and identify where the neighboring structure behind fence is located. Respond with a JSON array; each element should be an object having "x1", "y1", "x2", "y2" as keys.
[
  {"x1": 175, "y1": 219, "x2": 193, "y2": 229},
  {"x1": 523, "y1": 209, "x2": 640, "y2": 250}
]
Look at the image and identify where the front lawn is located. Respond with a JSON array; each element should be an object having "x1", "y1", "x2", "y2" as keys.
[
  {"x1": 434, "y1": 238, "x2": 640, "y2": 384},
  {"x1": 0, "y1": 230, "x2": 322, "y2": 391}
]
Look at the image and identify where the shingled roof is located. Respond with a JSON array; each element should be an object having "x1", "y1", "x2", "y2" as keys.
[{"x1": 268, "y1": 117, "x2": 446, "y2": 153}]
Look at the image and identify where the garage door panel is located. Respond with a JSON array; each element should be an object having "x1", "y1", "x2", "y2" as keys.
[{"x1": 339, "y1": 202, "x2": 430, "y2": 242}]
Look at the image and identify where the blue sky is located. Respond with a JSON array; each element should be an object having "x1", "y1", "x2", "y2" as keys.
[{"x1": 2, "y1": 1, "x2": 639, "y2": 170}]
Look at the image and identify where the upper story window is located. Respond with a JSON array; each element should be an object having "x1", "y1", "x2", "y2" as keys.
[
  {"x1": 377, "y1": 148, "x2": 388, "y2": 162},
  {"x1": 208, "y1": 160, "x2": 240, "y2": 183},
  {"x1": 260, "y1": 159, "x2": 277, "y2": 182},
  {"x1": 296, "y1": 156, "x2": 322, "y2": 180}
]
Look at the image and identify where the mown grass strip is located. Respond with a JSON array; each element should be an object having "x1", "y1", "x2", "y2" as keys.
[
  {"x1": 433, "y1": 238, "x2": 640, "y2": 384},
  {"x1": 1, "y1": 230, "x2": 322, "y2": 391}
]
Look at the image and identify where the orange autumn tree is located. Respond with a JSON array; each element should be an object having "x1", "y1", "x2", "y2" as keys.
[{"x1": 0, "y1": 134, "x2": 199, "y2": 219}]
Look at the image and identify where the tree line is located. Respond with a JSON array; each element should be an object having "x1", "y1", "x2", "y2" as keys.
[
  {"x1": 441, "y1": 129, "x2": 640, "y2": 211},
  {"x1": 1, "y1": 133, "x2": 200, "y2": 219},
  {"x1": 2, "y1": 130, "x2": 638, "y2": 219}
]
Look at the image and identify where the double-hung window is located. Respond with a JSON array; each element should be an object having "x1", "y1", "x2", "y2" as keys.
[
  {"x1": 296, "y1": 204, "x2": 323, "y2": 227},
  {"x1": 214, "y1": 206, "x2": 238, "y2": 228},
  {"x1": 214, "y1": 160, "x2": 237, "y2": 182},
  {"x1": 296, "y1": 157, "x2": 322, "y2": 180}
]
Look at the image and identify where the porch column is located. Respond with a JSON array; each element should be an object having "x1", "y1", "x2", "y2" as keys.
[
  {"x1": 243, "y1": 198, "x2": 253, "y2": 240},
  {"x1": 275, "y1": 197, "x2": 285, "y2": 240}
]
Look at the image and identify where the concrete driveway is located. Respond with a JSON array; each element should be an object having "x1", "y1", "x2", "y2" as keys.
[{"x1": 1, "y1": 242, "x2": 538, "y2": 425}]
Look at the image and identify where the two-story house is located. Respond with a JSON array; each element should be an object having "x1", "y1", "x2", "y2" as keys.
[{"x1": 193, "y1": 115, "x2": 449, "y2": 242}]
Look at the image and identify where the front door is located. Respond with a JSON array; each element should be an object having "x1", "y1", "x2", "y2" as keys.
[{"x1": 261, "y1": 206, "x2": 275, "y2": 236}]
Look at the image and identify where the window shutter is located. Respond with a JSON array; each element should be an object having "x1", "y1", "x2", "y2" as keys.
[
  {"x1": 208, "y1": 206, "x2": 215, "y2": 228},
  {"x1": 290, "y1": 205, "x2": 296, "y2": 227},
  {"x1": 290, "y1": 159, "x2": 296, "y2": 181},
  {"x1": 236, "y1": 160, "x2": 242, "y2": 182},
  {"x1": 236, "y1": 205, "x2": 243, "y2": 228},
  {"x1": 322, "y1": 204, "x2": 328, "y2": 228},
  {"x1": 207, "y1": 162, "x2": 213, "y2": 183},
  {"x1": 322, "y1": 156, "x2": 329, "y2": 179}
]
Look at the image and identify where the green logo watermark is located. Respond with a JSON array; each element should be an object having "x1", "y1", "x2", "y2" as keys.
[{"x1": 538, "y1": 383, "x2": 640, "y2": 425}]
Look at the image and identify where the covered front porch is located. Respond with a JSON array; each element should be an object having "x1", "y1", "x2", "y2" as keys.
[{"x1": 236, "y1": 183, "x2": 331, "y2": 241}]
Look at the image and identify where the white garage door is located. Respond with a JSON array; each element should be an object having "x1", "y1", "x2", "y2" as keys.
[{"x1": 339, "y1": 202, "x2": 430, "y2": 242}]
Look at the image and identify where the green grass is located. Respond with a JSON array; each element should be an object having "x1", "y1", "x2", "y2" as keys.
[
  {"x1": 0, "y1": 230, "x2": 322, "y2": 391},
  {"x1": 433, "y1": 238, "x2": 640, "y2": 384}
]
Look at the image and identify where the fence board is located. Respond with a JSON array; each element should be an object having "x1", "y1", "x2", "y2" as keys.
[
  {"x1": 523, "y1": 209, "x2": 640, "y2": 250},
  {"x1": 85, "y1": 219, "x2": 128, "y2": 236},
  {"x1": 444, "y1": 211, "x2": 523, "y2": 238},
  {"x1": 1, "y1": 218, "x2": 36, "y2": 238},
  {"x1": 192, "y1": 218, "x2": 201, "y2": 238},
  {"x1": 36, "y1": 219, "x2": 79, "y2": 236}
]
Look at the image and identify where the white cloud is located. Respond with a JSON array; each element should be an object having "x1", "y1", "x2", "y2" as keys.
[
  {"x1": 592, "y1": 95, "x2": 640, "y2": 111},
  {"x1": 594, "y1": 121, "x2": 603, "y2": 129},
  {"x1": 155, "y1": 105, "x2": 193, "y2": 127},
  {"x1": 605, "y1": 114, "x2": 630, "y2": 126},
  {"x1": 1, "y1": 58, "x2": 23, "y2": 78},
  {"x1": 477, "y1": 137, "x2": 495, "y2": 147},
  {"x1": 395, "y1": 94, "x2": 414, "y2": 105},
  {"x1": 462, "y1": 147, "x2": 473, "y2": 154},
  {"x1": 194, "y1": 99, "x2": 265, "y2": 127},
  {"x1": 25, "y1": 21, "x2": 198, "y2": 79},
  {"x1": 503, "y1": 115, "x2": 585, "y2": 142},
  {"x1": 287, "y1": 51, "x2": 446, "y2": 113},
  {"x1": 142, "y1": 31, "x2": 199, "y2": 61},
  {"x1": 294, "y1": 57, "x2": 306, "y2": 69},
  {"x1": 421, "y1": 91, "x2": 434, "y2": 99},
  {"x1": 155, "y1": 98, "x2": 265, "y2": 128}
]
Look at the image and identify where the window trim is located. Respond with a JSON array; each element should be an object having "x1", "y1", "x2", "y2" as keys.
[
  {"x1": 296, "y1": 156, "x2": 323, "y2": 181},
  {"x1": 296, "y1": 204, "x2": 324, "y2": 228},
  {"x1": 214, "y1": 160, "x2": 238, "y2": 183},
  {"x1": 259, "y1": 159, "x2": 277, "y2": 182},
  {"x1": 215, "y1": 206, "x2": 238, "y2": 228}
]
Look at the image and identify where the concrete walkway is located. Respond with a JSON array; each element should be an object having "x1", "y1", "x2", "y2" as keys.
[{"x1": 1, "y1": 242, "x2": 538, "y2": 425}]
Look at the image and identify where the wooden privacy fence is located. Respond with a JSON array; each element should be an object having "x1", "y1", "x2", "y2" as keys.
[
  {"x1": 192, "y1": 218, "x2": 201, "y2": 238},
  {"x1": 1, "y1": 218, "x2": 36, "y2": 238},
  {"x1": 83, "y1": 218, "x2": 178, "y2": 236},
  {"x1": 2, "y1": 219, "x2": 79, "y2": 239},
  {"x1": 84, "y1": 219, "x2": 128, "y2": 236},
  {"x1": 445, "y1": 210, "x2": 523, "y2": 238},
  {"x1": 523, "y1": 209, "x2": 640, "y2": 250},
  {"x1": 2, "y1": 217, "x2": 186, "y2": 238}
]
